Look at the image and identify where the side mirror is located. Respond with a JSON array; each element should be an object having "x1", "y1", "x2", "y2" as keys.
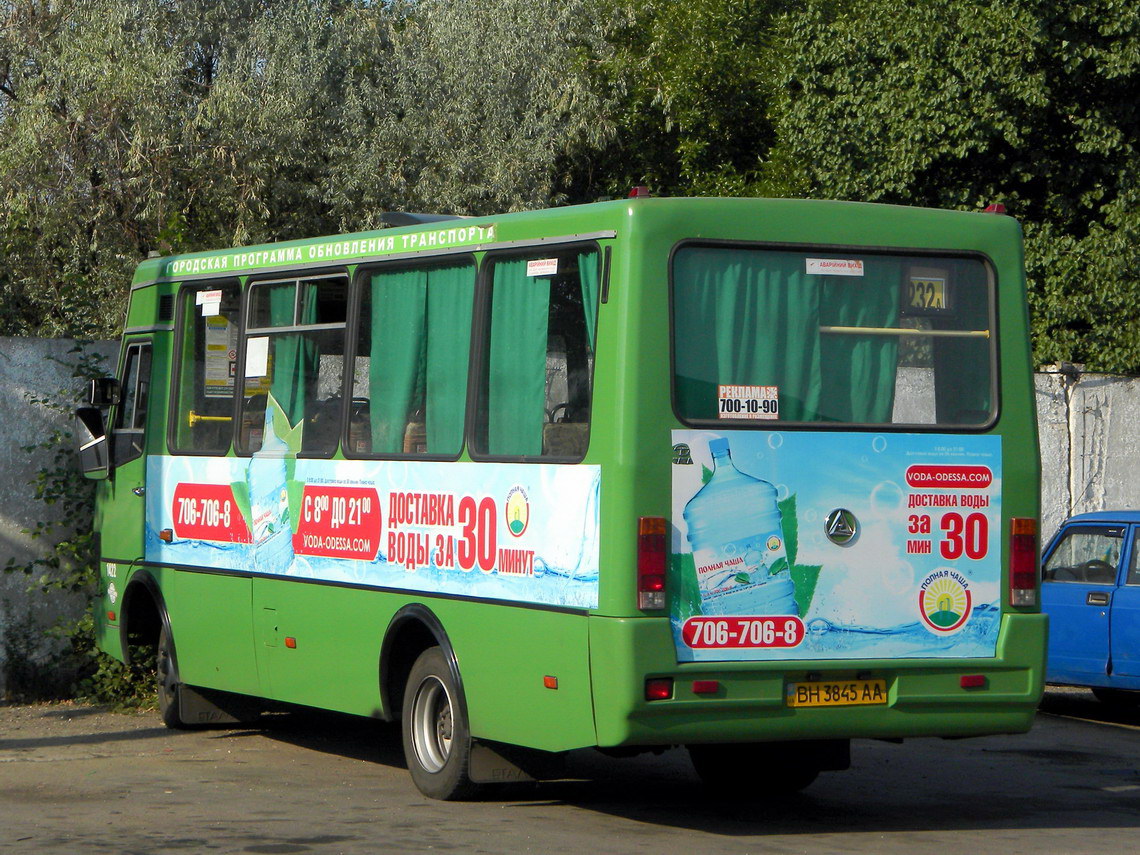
[
  {"x1": 75, "y1": 406, "x2": 110, "y2": 479},
  {"x1": 88, "y1": 377, "x2": 120, "y2": 407}
]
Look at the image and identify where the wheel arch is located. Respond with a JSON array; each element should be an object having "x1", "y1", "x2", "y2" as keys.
[
  {"x1": 119, "y1": 569, "x2": 172, "y2": 669},
  {"x1": 379, "y1": 604, "x2": 465, "y2": 724}
]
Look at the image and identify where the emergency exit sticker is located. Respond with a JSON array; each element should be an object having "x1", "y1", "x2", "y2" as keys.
[
  {"x1": 806, "y1": 258, "x2": 864, "y2": 276},
  {"x1": 526, "y1": 258, "x2": 559, "y2": 277},
  {"x1": 718, "y1": 385, "x2": 779, "y2": 420}
]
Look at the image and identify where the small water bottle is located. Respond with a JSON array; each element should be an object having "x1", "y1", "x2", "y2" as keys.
[
  {"x1": 683, "y1": 437, "x2": 797, "y2": 617},
  {"x1": 248, "y1": 404, "x2": 295, "y2": 574}
]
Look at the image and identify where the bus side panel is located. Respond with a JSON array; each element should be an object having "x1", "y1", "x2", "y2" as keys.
[
  {"x1": 250, "y1": 578, "x2": 386, "y2": 715},
  {"x1": 166, "y1": 569, "x2": 260, "y2": 696},
  {"x1": 437, "y1": 601, "x2": 595, "y2": 753}
]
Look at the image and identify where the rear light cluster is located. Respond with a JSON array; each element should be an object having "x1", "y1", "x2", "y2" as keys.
[
  {"x1": 1009, "y1": 517, "x2": 1038, "y2": 606},
  {"x1": 637, "y1": 517, "x2": 667, "y2": 610}
]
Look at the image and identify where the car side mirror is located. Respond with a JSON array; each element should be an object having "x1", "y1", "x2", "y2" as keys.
[{"x1": 75, "y1": 406, "x2": 110, "y2": 479}]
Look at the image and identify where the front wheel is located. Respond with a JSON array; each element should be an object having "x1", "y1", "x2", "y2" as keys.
[
  {"x1": 157, "y1": 625, "x2": 189, "y2": 730},
  {"x1": 401, "y1": 646, "x2": 479, "y2": 800}
]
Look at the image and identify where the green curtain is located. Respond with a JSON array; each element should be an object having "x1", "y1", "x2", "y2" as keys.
[
  {"x1": 818, "y1": 259, "x2": 901, "y2": 423},
  {"x1": 368, "y1": 263, "x2": 474, "y2": 455},
  {"x1": 488, "y1": 258, "x2": 549, "y2": 456},
  {"x1": 672, "y1": 248, "x2": 900, "y2": 423},
  {"x1": 933, "y1": 262, "x2": 991, "y2": 423},
  {"x1": 425, "y1": 265, "x2": 474, "y2": 453},
  {"x1": 370, "y1": 268, "x2": 428, "y2": 454},
  {"x1": 269, "y1": 282, "x2": 314, "y2": 428},
  {"x1": 578, "y1": 250, "x2": 600, "y2": 348},
  {"x1": 673, "y1": 248, "x2": 822, "y2": 421}
]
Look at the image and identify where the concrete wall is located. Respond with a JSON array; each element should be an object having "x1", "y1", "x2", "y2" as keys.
[
  {"x1": 0, "y1": 337, "x2": 117, "y2": 695},
  {"x1": 1036, "y1": 369, "x2": 1140, "y2": 540}
]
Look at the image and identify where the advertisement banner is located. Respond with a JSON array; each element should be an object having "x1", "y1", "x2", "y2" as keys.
[
  {"x1": 671, "y1": 430, "x2": 1003, "y2": 662},
  {"x1": 147, "y1": 455, "x2": 600, "y2": 610}
]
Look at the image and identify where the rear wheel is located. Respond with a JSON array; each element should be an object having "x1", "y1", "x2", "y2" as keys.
[
  {"x1": 688, "y1": 742, "x2": 823, "y2": 796},
  {"x1": 401, "y1": 646, "x2": 479, "y2": 800},
  {"x1": 1092, "y1": 687, "x2": 1140, "y2": 708}
]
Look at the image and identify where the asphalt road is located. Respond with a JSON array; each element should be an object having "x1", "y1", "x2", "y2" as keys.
[{"x1": 1, "y1": 687, "x2": 1138, "y2": 855}]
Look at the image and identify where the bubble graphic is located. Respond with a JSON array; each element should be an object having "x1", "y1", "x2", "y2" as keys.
[
  {"x1": 776, "y1": 483, "x2": 790, "y2": 502},
  {"x1": 870, "y1": 481, "x2": 905, "y2": 517},
  {"x1": 872, "y1": 436, "x2": 888, "y2": 454},
  {"x1": 767, "y1": 433, "x2": 784, "y2": 449}
]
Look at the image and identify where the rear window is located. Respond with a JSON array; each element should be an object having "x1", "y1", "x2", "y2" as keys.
[{"x1": 671, "y1": 245, "x2": 995, "y2": 427}]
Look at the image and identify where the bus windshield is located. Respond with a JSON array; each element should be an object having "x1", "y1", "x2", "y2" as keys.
[{"x1": 671, "y1": 245, "x2": 994, "y2": 427}]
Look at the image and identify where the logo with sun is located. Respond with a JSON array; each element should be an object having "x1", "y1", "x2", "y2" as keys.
[
  {"x1": 505, "y1": 486, "x2": 530, "y2": 538},
  {"x1": 918, "y1": 570, "x2": 973, "y2": 634}
]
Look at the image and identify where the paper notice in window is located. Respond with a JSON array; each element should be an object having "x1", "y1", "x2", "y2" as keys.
[
  {"x1": 245, "y1": 336, "x2": 269, "y2": 378},
  {"x1": 806, "y1": 258, "x2": 864, "y2": 276},
  {"x1": 527, "y1": 258, "x2": 559, "y2": 277},
  {"x1": 718, "y1": 385, "x2": 779, "y2": 420}
]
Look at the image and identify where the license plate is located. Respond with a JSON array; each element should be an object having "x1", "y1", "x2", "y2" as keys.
[{"x1": 786, "y1": 678, "x2": 888, "y2": 708}]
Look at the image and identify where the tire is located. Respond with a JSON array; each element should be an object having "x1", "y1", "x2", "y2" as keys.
[
  {"x1": 688, "y1": 742, "x2": 821, "y2": 796},
  {"x1": 1091, "y1": 687, "x2": 1140, "y2": 708},
  {"x1": 157, "y1": 625, "x2": 189, "y2": 730},
  {"x1": 401, "y1": 646, "x2": 479, "y2": 800}
]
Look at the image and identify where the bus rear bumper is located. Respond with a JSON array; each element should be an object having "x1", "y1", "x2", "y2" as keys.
[{"x1": 588, "y1": 612, "x2": 1047, "y2": 747}]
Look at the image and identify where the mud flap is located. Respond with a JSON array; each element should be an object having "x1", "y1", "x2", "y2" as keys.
[
  {"x1": 177, "y1": 685, "x2": 262, "y2": 726},
  {"x1": 469, "y1": 740, "x2": 566, "y2": 784}
]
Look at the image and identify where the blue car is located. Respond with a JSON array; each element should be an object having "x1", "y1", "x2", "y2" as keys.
[{"x1": 1041, "y1": 511, "x2": 1140, "y2": 706}]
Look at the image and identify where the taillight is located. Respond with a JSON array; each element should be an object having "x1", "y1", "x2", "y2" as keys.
[
  {"x1": 1009, "y1": 517, "x2": 1038, "y2": 606},
  {"x1": 637, "y1": 516, "x2": 667, "y2": 610}
]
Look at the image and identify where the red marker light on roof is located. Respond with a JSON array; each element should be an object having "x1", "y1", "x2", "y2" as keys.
[
  {"x1": 629, "y1": 185, "x2": 650, "y2": 198},
  {"x1": 983, "y1": 203, "x2": 1007, "y2": 214}
]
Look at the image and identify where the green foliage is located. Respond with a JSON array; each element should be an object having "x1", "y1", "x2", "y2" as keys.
[
  {"x1": 1, "y1": 344, "x2": 153, "y2": 707},
  {"x1": 765, "y1": 0, "x2": 1140, "y2": 373},
  {"x1": 594, "y1": 0, "x2": 789, "y2": 197}
]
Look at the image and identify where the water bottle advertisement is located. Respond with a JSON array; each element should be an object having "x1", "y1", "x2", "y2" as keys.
[
  {"x1": 671, "y1": 430, "x2": 1003, "y2": 663},
  {"x1": 144, "y1": 452, "x2": 601, "y2": 611}
]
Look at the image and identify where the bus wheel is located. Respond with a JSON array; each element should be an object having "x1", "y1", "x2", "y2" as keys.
[
  {"x1": 157, "y1": 626, "x2": 188, "y2": 730},
  {"x1": 688, "y1": 742, "x2": 820, "y2": 796},
  {"x1": 401, "y1": 646, "x2": 478, "y2": 800}
]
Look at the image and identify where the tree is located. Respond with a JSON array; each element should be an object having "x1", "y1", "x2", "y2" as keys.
[
  {"x1": 765, "y1": 0, "x2": 1140, "y2": 373},
  {"x1": 589, "y1": 0, "x2": 789, "y2": 199}
]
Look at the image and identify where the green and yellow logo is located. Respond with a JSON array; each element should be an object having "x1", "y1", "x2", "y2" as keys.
[
  {"x1": 505, "y1": 486, "x2": 530, "y2": 538},
  {"x1": 918, "y1": 570, "x2": 972, "y2": 634}
]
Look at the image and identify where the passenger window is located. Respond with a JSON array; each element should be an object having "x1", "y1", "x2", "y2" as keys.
[
  {"x1": 238, "y1": 275, "x2": 348, "y2": 457},
  {"x1": 171, "y1": 282, "x2": 241, "y2": 454},
  {"x1": 1044, "y1": 528, "x2": 1123, "y2": 585},
  {"x1": 349, "y1": 260, "x2": 475, "y2": 457},
  {"x1": 472, "y1": 247, "x2": 599, "y2": 459}
]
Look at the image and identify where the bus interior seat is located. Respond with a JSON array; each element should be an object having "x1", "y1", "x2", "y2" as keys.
[{"x1": 543, "y1": 423, "x2": 588, "y2": 458}]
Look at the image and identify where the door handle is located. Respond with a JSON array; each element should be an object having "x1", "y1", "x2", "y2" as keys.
[{"x1": 1087, "y1": 591, "x2": 1110, "y2": 606}]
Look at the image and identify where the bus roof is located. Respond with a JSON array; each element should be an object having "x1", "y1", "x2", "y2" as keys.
[{"x1": 131, "y1": 196, "x2": 1020, "y2": 289}]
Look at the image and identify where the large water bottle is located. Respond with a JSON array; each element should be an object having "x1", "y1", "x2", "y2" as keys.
[
  {"x1": 248, "y1": 404, "x2": 295, "y2": 574},
  {"x1": 683, "y1": 437, "x2": 797, "y2": 617}
]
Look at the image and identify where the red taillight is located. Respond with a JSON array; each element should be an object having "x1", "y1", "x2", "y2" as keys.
[
  {"x1": 645, "y1": 678, "x2": 673, "y2": 701},
  {"x1": 637, "y1": 517, "x2": 667, "y2": 610},
  {"x1": 960, "y1": 674, "x2": 987, "y2": 689},
  {"x1": 1010, "y1": 517, "x2": 1038, "y2": 606},
  {"x1": 692, "y1": 680, "x2": 720, "y2": 695}
]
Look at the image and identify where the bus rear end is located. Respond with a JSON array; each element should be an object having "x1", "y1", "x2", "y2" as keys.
[{"x1": 589, "y1": 198, "x2": 1045, "y2": 791}]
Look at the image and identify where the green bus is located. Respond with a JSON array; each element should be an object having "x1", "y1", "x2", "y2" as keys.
[{"x1": 75, "y1": 194, "x2": 1045, "y2": 799}]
